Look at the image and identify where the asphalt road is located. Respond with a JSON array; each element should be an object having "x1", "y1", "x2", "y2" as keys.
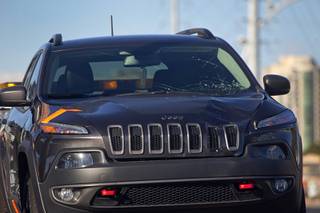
[{"x1": 308, "y1": 208, "x2": 320, "y2": 213}]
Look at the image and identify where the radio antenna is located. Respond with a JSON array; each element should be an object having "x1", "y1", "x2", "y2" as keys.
[{"x1": 110, "y1": 15, "x2": 114, "y2": 36}]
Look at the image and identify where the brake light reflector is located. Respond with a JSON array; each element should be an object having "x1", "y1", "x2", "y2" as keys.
[
  {"x1": 100, "y1": 189, "x2": 117, "y2": 197},
  {"x1": 239, "y1": 183, "x2": 255, "y2": 190}
]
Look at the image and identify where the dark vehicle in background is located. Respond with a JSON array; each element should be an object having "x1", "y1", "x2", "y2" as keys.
[
  {"x1": 0, "y1": 28, "x2": 305, "y2": 213},
  {"x1": 0, "y1": 83, "x2": 20, "y2": 120}
]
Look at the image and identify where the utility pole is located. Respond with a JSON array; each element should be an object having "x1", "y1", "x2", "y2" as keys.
[
  {"x1": 171, "y1": 0, "x2": 180, "y2": 33},
  {"x1": 110, "y1": 15, "x2": 114, "y2": 36},
  {"x1": 245, "y1": 0, "x2": 298, "y2": 83},
  {"x1": 247, "y1": 0, "x2": 261, "y2": 82}
]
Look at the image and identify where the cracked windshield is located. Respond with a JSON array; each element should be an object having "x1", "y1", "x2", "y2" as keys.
[{"x1": 45, "y1": 46, "x2": 252, "y2": 98}]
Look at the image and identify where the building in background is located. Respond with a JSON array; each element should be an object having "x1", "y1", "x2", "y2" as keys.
[{"x1": 264, "y1": 56, "x2": 320, "y2": 151}]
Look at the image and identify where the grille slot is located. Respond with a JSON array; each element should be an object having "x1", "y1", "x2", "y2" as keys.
[
  {"x1": 167, "y1": 124, "x2": 183, "y2": 153},
  {"x1": 186, "y1": 124, "x2": 202, "y2": 153},
  {"x1": 148, "y1": 124, "x2": 164, "y2": 154},
  {"x1": 208, "y1": 126, "x2": 220, "y2": 151},
  {"x1": 128, "y1": 125, "x2": 144, "y2": 154},
  {"x1": 121, "y1": 183, "x2": 237, "y2": 206},
  {"x1": 224, "y1": 124, "x2": 239, "y2": 151},
  {"x1": 107, "y1": 126, "x2": 124, "y2": 155}
]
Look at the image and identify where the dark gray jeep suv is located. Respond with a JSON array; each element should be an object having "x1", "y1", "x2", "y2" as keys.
[{"x1": 0, "y1": 28, "x2": 305, "y2": 213}]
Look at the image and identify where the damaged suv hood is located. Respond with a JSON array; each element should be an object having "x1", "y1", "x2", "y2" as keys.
[{"x1": 48, "y1": 92, "x2": 268, "y2": 127}]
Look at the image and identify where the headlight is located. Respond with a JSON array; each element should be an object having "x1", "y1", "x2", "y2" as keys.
[
  {"x1": 256, "y1": 110, "x2": 296, "y2": 129},
  {"x1": 40, "y1": 122, "x2": 88, "y2": 135},
  {"x1": 57, "y1": 152, "x2": 104, "y2": 169}
]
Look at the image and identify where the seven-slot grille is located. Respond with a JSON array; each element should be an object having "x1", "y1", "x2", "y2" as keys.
[
  {"x1": 107, "y1": 123, "x2": 240, "y2": 155},
  {"x1": 224, "y1": 124, "x2": 239, "y2": 151},
  {"x1": 128, "y1": 125, "x2": 144, "y2": 154}
]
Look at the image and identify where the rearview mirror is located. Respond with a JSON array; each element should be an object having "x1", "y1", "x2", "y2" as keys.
[
  {"x1": 263, "y1": 74, "x2": 290, "y2": 96},
  {"x1": 123, "y1": 55, "x2": 161, "y2": 67},
  {"x1": 0, "y1": 85, "x2": 29, "y2": 106}
]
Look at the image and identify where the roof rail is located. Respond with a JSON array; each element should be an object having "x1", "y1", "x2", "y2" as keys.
[
  {"x1": 176, "y1": 28, "x2": 216, "y2": 40},
  {"x1": 49, "y1": 34, "x2": 63, "y2": 46}
]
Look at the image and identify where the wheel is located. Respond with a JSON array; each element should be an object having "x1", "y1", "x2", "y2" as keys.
[{"x1": 20, "y1": 173, "x2": 39, "y2": 213}]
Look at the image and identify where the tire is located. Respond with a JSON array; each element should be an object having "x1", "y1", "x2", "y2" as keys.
[{"x1": 20, "y1": 173, "x2": 39, "y2": 213}]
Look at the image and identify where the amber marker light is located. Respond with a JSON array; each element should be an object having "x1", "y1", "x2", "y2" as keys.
[
  {"x1": 103, "y1": 80, "x2": 118, "y2": 90},
  {"x1": 40, "y1": 108, "x2": 87, "y2": 135},
  {"x1": 41, "y1": 108, "x2": 81, "y2": 124}
]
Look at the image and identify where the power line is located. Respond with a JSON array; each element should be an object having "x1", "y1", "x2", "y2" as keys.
[
  {"x1": 304, "y1": 0, "x2": 320, "y2": 39},
  {"x1": 290, "y1": 5, "x2": 317, "y2": 56}
]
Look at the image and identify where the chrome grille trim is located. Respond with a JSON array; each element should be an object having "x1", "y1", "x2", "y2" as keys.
[
  {"x1": 128, "y1": 124, "x2": 144, "y2": 155},
  {"x1": 107, "y1": 125, "x2": 124, "y2": 155},
  {"x1": 208, "y1": 126, "x2": 221, "y2": 152},
  {"x1": 186, "y1": 123, "x2": 202, "y2": 153},
  {"x1": 223, "y1": 124, "x2": 240, "y2": 151},
  {"x1": 148, "y1": 123, "x2": 164, "y2": 154},
  {"x1": 167, "y1": 123, "x2": 183, "y2": 154}
]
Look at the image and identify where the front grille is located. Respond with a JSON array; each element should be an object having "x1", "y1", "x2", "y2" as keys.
[
  {"x1": 187, "y1": 124, "x2": 202, "y2": 153},
  {"x1": 107, "y1": 126, "x2": 124, "y2": 155},
  {"x1": 128, "y1": 125, "x2": 144, "y2": 154},
  {"x1": 106, "y1": 123, "x2": 240, "y2": 158},
  {"x1": 208, "y1": 126, "x2": 220, "y2": 151},
  {"x1": 148, "y1": 124, "x2": 164, "y2": 154},
  {"x1": 121, "y1": 183, "x2": 237, "y2": 206},
  {"x1": 224, "y1": 124, "x2": 239, "y2": 151},
  {"x1": 167, "y1": 124, "x2": 183, "y2": 153}
]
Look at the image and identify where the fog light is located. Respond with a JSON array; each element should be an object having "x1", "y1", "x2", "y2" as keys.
[
  {"x1": 56, "y1": 188, "x2": 80, "y2": 203},
  {"x1": 266, "y1": 145, "x2": 286, "y2": 160},
  {"x1": 57, "y1": 152, "x2": 104, "y2": 169},
  {"x1": 274, "y1": 179, "x2": 289, "y2": 193}
]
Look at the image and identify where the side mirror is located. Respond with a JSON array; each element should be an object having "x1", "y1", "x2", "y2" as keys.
[
  {"x1": 0, "y1": 85, "x2": 29, "y2": 106},
  {"x1": 263, "y1": 74, "x2": 290, "y2": 96},
  {"x1": 0, "y1": 82, "x2": 22, "y2": 89}
]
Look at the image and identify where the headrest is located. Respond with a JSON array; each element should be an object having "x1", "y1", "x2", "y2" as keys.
[{"x1": 66, "y1": 62, "x2": 94, "y2": 95}]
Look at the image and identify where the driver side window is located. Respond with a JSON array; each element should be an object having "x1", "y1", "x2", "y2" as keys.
[
  {"x1": 23, "y1": 51, "x2": 43, "y2": 100},
  {"x1": 23, "y1": 55, "x2": 39, "y2": 88}
]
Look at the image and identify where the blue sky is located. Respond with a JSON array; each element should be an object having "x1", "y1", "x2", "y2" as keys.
[{"x1": 0, "y1": 0, "x2": 319, "y2": 81}]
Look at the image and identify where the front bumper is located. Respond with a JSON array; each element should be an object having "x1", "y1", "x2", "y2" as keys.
[{"x1": 38, "y1": 155, "x2": 302, "y2": 213}]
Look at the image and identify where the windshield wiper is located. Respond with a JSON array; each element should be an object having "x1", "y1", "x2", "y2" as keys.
[
  {"x1": 152, "y1": 83, "x2": 187, "y2": 93},
  {"x1": 46, "y1": 94, "x2": 96, "y2": 99}
]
